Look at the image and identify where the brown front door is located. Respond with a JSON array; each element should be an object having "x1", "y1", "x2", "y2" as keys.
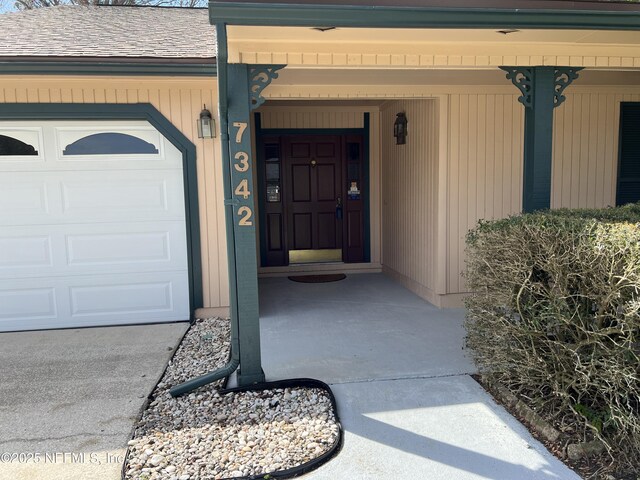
[
  {"x1": 283, "y1": 135, "x2": 343, "y2": 263},
  {"x1": 258, "y1": 132, "x2": 365, "y2": 267}
]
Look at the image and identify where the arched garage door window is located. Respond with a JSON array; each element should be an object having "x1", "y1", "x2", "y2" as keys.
[
  {"x1": 62, "y1": 132, "x2": 159, "y2": 156},
  {"x1": 0, "y1": 134, "x2": 38, "y2": 156}
]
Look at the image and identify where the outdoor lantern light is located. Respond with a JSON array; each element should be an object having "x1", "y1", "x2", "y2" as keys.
[
  {"x1": 394, "y1": 112, "x2": 408, "y2": 145},
  {"x1": 198, "y1": 105, "x2": 215, "y2": 139}
]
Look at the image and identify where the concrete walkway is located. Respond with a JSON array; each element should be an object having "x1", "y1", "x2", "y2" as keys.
[
  {"x1": 259, "y1": 274, "x2": 581, "y2": 480},
  {"x1": 0, "y1": 322, "x2": 188, "y2": 480}
]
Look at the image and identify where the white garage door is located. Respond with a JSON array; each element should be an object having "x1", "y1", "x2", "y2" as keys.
[{"x1": 0, "y1": 121, "x2": 190, "y2": 332}]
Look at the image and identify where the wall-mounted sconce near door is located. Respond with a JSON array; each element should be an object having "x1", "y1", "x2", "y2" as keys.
[
  {"x1": 394, "y1": 112, "x2": 407, "y2": 145},
  {"x1": 197, "y1": 105, "x2": 216, "y2": 138}
]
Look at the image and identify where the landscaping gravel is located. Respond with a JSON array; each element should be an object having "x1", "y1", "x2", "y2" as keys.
[{"x1": 124, "y1": 318, "x2": 340, "y2": 480}]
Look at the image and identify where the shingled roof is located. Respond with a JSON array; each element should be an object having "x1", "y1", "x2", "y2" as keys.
[{"x1": 0, "y1": 6, "x2": 216, "y2": 61}]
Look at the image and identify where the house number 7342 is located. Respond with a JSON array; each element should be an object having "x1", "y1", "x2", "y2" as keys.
[{"x1": 232, "y1": 121, "x2": 253, "y2": 226}]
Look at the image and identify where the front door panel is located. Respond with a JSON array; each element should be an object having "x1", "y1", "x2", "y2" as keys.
[
  {"x1": 284, "y1": 135, "x2": 342, "y2": 263},
  {"x1": 258, "y1": 132, "x2": 366, "y2": 267}
]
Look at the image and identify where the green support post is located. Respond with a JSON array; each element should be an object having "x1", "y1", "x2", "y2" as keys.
[
  {"x1": 523, "y1": 67, "x2": 554, "y2": 213},
  {"x1": 167, "y1": 38, "x2": 284, "y2": 394},
  {"x1": 226, "y1": 63, "x2": 265, "y2": 385},
  {"x1": 501, "y1": 66, "x2": 582, "y2": 213}
]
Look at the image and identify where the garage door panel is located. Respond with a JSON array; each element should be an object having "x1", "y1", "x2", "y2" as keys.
[
  {"x1": 61, "y1": 176, "x2": 173, "y2": 217},
  {"x1": 67, "y1": 231, "x2": 171, "y2": 266},
  {"x1": 0, "y1": 272, "x2": 189, "y2": 331},
  {"x1": 0, "y1": 222, "x2": 187, "y2": 277},
  {"x1": 66, "y1": 271, "x2": 189, "y2": 321},
  {"x1": 0, "y1": 235, "x2": 53, "y2": 269},
  {"x1": 0, "y1": 287, "x2": 57, "y2": 321},
  {"x1": 70, "y1": 281, "x2": 173, "y2": 317},
  {"x1": 0, "y1": 180, "x2": 50, "y2": 219},
  {"x1": 61, "y1": 170, "x2": 185, "y2": 219},
  {"x1": 64, "y1": 222, "x2": 187, "y2": 274},
  {"x1": 0, "y1": 170, "x2": 185, "y2": 225},
  {"x1": 0, "y1": 120, "x2": 191, "y2": 331}
]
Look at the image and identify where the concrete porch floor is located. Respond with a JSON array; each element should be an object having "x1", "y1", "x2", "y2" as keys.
[
  {"x1": 258, "y1": 273, "x2": 581, "y2": 480},
  {"x1": 259, "y1": 273, "x2": 474, "y2": 383}
]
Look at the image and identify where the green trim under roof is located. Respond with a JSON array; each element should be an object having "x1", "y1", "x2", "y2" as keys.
[
  {"x1": 209, "y1": 2, "x2": 640, "y2": 30},
  {"x1": 0, "y1": 61, "x2": 217, "y2": 77}
]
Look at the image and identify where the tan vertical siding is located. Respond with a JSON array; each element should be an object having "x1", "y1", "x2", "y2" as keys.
[
  {"x1": 259, "y1": 109, "x2": 365, "y2": 129},
  {"x1": 552, "y1": 92, "x2": 640, "y2": 209},
  {"x1": 369, "y1": 109, "x2": 382, "y2": 265},
  {"x1": 380, "y1": 99, "x2": 438, "y2": 293},
  {"x1": 446, "y1": 88, "x2": 640, "y2": 296},
  {"x1": 446, "y1": 94, "x2": 524, "y2": 294},
  {"x1": 0, "y1": 76, "x2": 228, "y2": 309}
]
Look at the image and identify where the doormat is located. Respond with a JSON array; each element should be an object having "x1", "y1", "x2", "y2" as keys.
[{"x1": 288, "y1": 274, "x2": 347, "y2": 283}]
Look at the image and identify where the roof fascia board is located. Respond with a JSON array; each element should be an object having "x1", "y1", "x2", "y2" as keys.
[
  {"x1": 209, "y1": 2, "x2": 640, "y2": 30},
  {"x1": 0, "y1": 61, "x2": 217, "y2": 77}
]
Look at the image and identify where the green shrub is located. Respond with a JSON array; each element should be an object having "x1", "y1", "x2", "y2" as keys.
[{"x1": 464, "y1": 203, "x2": 640, "y2": 468}]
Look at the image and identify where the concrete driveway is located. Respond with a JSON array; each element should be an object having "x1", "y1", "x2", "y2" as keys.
[
  {"x1": 0, "y1": 322, "x2": 188, "y2": 480},
  {"x1": 259, "y1": 274, "x2": 581, "y2": 480}
]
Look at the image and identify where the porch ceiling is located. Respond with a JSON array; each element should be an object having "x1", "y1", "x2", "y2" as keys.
[{"x1": 227, "y1": 26, "x2": 640, "y2": 69}]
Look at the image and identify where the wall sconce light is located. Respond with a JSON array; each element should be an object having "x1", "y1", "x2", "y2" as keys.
[
  {"x1": 394, "y1": 112, "x2": 407, "y2": 145},
  {"x1": 197, "y1": 105, "x2": 216, "y2": 139}
]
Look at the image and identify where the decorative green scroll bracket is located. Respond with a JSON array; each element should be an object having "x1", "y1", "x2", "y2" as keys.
[
  {"x1": 250, "y1": 65, "x2": 285, "y2": 110},
  {"x1": 500, "y1": 66, "x2": 582, "y2": 213}
]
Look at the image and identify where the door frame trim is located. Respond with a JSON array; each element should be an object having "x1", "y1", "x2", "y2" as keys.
[
  {"x1": 0, "y1": 103, "x2": 203, "y2": 319},
  {"x1": 254, "y1": 112, "x2": 371, "y2": 266}
]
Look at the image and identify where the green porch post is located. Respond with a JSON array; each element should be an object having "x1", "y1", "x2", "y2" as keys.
[
  {"x1": 226, "y1": 63, "x2": 284, "y2": 386},
  {"x1": 501, "y1": 66, "x2": 582, "y2": 212},
  {"x1": 226, "y1": 63, "x2": 263, "y2": 385}
]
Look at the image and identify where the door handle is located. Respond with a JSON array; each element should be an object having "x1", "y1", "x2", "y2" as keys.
[{"x1": 336, "y1": 196, "x2": 343, "y2": 220}]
